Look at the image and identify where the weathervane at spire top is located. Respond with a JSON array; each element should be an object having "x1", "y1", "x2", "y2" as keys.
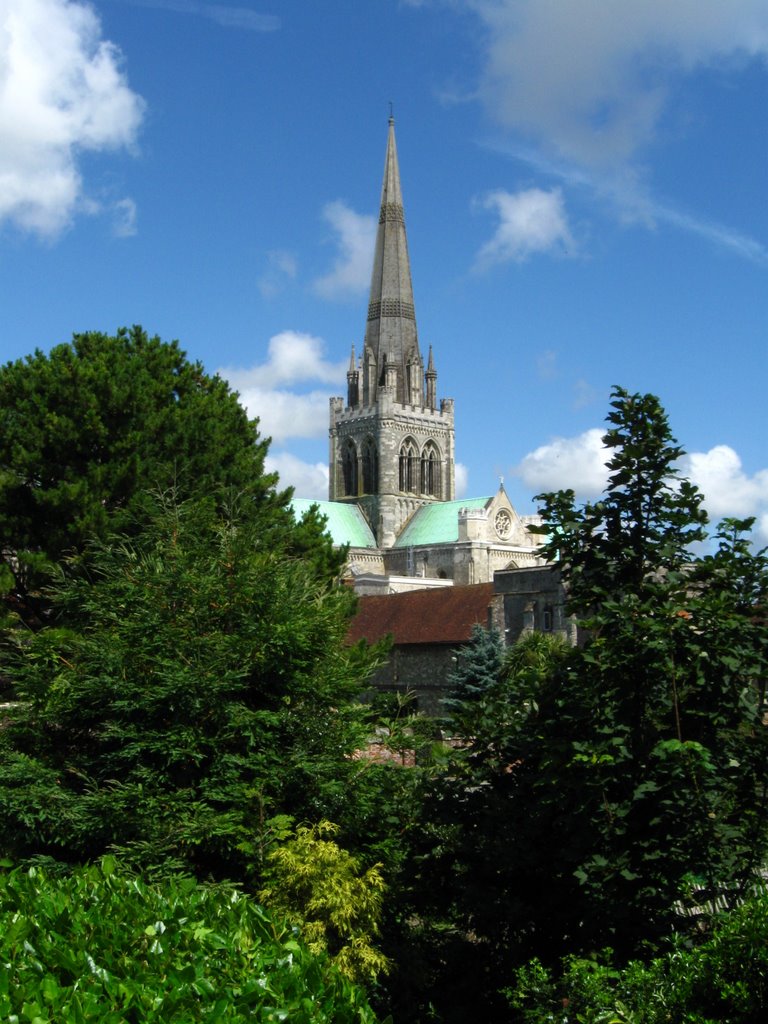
[{"x1": 388, "y1": 100, "x2": 394, "y2": 124}]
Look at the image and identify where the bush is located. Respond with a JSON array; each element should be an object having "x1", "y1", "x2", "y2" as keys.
[
  {"x1": 505, "y1": 889, "x2": 768, "y2": 1024},
  {"x1": 0, "y1": 857, "x2": 381, "y2": 1023}
]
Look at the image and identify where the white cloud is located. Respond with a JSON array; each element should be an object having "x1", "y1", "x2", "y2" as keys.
[
  {"x1": 237, "y1": 388, "x2": 330, "y2": 444},
  {"x1": 516, "y1": 428, "x2": 768, "y2": 542},
  {"x1": 474, "y1": 187, "x2": 575, "y2": 268},
  {"x1": 219, "y1": 331, "x2": 347, "y2": 444},
  {"x1": 515, "y1": 428, "x2": 608, "y2": 498},
  {"x1": 0, "y1": 0, "x2": 145, "y2": 237},
  {"x1": 265, "y1": 451, "x2": 328, "y2": 499},
  {"x1": 312, "y1": 200, "x2": 376, "y2": 299},
  {"x1": 472, "y1": 0, "x2": 768, "y2": 167},
  {"x1": 221, "y1": 331, "x2": 345, "y2": 390},
  {"x1": 682, "y1": 445, "x2": 768, "y2": 534}
]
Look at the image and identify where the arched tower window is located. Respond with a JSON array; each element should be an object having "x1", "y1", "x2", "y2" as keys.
[
  {"x1": 342, "y1": 439, "x2": 358, "y2": 497},
  {"x1": 421, "y1": 441, "x2": 441, "y2": 497},
  {"x1": 399, "y1": 438, "x2": 417, "y2": 493},
  {"x1": 362, "y1": 436, "x2": 378, "y2": 494}
]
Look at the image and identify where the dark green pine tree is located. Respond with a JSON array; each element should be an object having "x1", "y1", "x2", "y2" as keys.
[
  {"x1": 0, "y1": 494, "x2": 374, "y2": 879},
  {"x1": 0, "y1": 327, "x2": 349, "y2": 625},
  {"x1": 443, "y1": 623, "x2": 503, "y2": 730}
]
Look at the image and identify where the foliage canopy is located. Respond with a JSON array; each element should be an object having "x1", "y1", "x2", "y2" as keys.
[
  {"x1": 400, "y1": 388, "x2": 768, "y2": 1023},
  {"x1": 0, "y1": 327, "x2": 343, "y2": 623},
  {"x1": 0, "y1": 495, "x2": 372, "y2": 877}
]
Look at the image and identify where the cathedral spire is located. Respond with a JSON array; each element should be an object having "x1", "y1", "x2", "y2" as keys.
[{"x1": 363, "y1": 117, "x2": 420, "y2": 404}]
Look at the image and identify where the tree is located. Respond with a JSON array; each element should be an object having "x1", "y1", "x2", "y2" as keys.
[
  {"x1": 443, "y1": 623, "x2": 503, "y2": 733},
  {"x1": 0, "y1": 327, "x2": 340, "y2": 623},
  {"x1": 0, "y1": 494, "x2": 373, "y2": 878},
  {"x1": 398, "y1": 389, "x2": 768, "y2": 1023},
  {"x1": 529, "y1": 387, "x2": 768, "y2": 952}
]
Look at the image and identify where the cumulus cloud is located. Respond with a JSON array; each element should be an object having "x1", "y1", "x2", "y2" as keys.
[
  {"x1": 238, "y1": 388, "x2": 330, "y2": 444},
  {"x1": 265, "y1": 451, "x2": 329, "y2": 499},
  {"x1": 515, "y1": 428, "x2": 768, "y2": 542},
  {"x1": 219, "y1": 331, "x2": 347, "y2": 444},
  {"x1": 474, "y1": 188, "x2": 575, "y2": 268},
  {"x1": 682, "y1": 445, "x2": 768, "y2": 530},
  {"x1": 312, "y1": 200, "x2": 376, "y2": 299},
  {"x1": 515, "y1": 428, "x2": 608, "y2": 497},
  {"x1": 221, "y1": 331, "x2": 346, "y2": 390},
  {"x1": 0, "y1": 0, "x2": 145, "y2": 237},
  {"x1": 473, "y1": 0, "x2": 768, "y2": 167}
]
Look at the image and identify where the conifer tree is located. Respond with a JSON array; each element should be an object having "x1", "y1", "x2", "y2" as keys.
[{"x1": 0, "y1": 494, "x2": 372, "y2": 877}]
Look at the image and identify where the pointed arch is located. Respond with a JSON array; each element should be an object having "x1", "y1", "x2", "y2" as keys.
[
  {"x1": 342, "y1": 439, "x2": 358, "y2": 497},
  {"x1": 362, "y1": 436, "x2": 378, "y2": 494},
  {"x1": 399, "y1": 437, "x2": 418, "y2": 493},
  {"x1": 420, "y1": 440, "x2": 441, "y2": 497}
]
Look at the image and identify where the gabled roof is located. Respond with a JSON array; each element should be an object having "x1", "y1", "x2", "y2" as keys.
[
  {"x1": 291, "y1": 498, "x2": 378, "y2": 549},
  {"x1": 393, "y1": 496, "x2": 492, "y2": 548},
  {"x1": 347, "y1": 582, "x2": 495, "y2": 645}
]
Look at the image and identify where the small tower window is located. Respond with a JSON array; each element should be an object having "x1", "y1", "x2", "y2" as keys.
[
  {"x1": 420, "y1": 441, "x2": 441, "y2": 497},
  {"x1": 399, "y1": 439, "x2": 417, "y2": 492},
  {"x1": 342, "y1": 440, "x2": 358, "y2": 497},
  {"x1": 362, "y1": 437, "x2": 378, "y2": 494}
]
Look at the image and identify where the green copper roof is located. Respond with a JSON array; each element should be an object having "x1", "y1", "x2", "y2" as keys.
[
  {"x1": 394, "y1": 496, "x2": 492, "y2": 548},
  {"x1": 291, "y1": 498, "x2": 378, "y2": 549}
]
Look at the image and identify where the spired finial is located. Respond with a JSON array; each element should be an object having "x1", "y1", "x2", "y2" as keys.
[{"x1": 388, "y1": 100, "x2": 394, "y2": 124}]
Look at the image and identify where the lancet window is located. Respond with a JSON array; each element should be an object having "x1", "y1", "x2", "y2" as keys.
[
  {"x1": 421, "y1": 441, "x2": 441, "y2": 497},
  {"x1": 398, "y1": 438, "x2": 418, "y2": 493},
  {"x1": 362, "y1": 437, "x2": 378, "y2": 494},
  {"x1": 342, "y1": 439, "x2": 358, "y2": 497}
]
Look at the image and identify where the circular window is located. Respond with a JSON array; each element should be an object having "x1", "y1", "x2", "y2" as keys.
[{"x1": 494, "y1": 509, "x2": 513, "y2": 539}]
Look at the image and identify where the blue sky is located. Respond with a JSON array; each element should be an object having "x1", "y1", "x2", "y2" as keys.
[{"x1": 1, "y1": 0, "x2": 767, "y2": 540}]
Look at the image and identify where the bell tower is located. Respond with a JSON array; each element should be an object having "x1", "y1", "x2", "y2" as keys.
[{"x1": 329, "y1": 117, "x2": 455, "y2": 548}]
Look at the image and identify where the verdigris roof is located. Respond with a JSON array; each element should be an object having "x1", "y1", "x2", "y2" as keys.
[
  {"x1": 291, "y1": 498, "x2": 377, "y2": 549},
  {"x1": 393, "y1": 496, "x2": 492, "y2": 548}
]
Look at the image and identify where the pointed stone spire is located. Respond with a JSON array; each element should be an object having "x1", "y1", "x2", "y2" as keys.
[{"x1": 363, "y1": 117, "x2": 420, "y2": 405}]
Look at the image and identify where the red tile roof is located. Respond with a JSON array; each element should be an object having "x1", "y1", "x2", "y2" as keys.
[{"x1": 347, "y1": 583, "x2": 496, "y2": 646}]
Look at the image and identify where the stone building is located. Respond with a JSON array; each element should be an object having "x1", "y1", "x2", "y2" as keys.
[
  {"x1": 347, "y1": 583, "x2": 502, "y2": 715},
  {"x1": 293, "y1": 117, "x2": 544, "y2": 589}
]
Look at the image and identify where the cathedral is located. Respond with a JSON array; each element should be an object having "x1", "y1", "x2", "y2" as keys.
[{"x1": 292, "y1": 118, "x2": 545, "y2": 591}]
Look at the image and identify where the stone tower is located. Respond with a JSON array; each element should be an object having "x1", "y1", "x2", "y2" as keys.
[{"x1": 329, "y1": 118, "x2": 455, "y2": 548}]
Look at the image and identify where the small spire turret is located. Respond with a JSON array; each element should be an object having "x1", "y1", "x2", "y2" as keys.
[
  {"x1": 425, "y1": 344, "x2": 437, "y2": 410},
  {"x1": 346, "y1": 344, "x2": 359, "y2": 407}
]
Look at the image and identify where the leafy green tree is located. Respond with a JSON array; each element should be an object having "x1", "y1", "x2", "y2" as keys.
[
  {"x1": 399, "y1": 389, "x2": 768, "y2": 1023},
  {"x1": 0, "y1": 494, "x2": 372, "y2": 877},
  {"x1": 0, "y1": 327, "x2": 344, "y2": 622},
  {"x1": 0, "y1": 857, "x2": 381, "y2": 1023},
  {"x1": 529, "y1": 388, "x2": 768, "y2": 951}
]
